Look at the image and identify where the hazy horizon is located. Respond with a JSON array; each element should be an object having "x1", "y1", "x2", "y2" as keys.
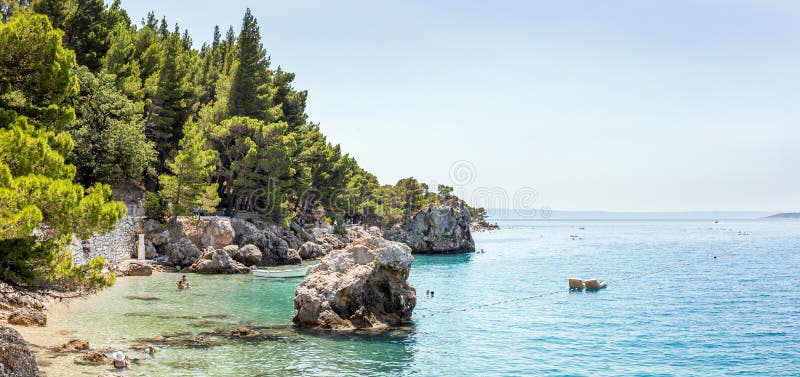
[{"x1": 116, "y1": 0, "x2": 800, "y2": 213}]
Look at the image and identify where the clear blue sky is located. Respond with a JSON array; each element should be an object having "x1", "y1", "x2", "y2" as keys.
[{"x1": 118, "y1": 0, "x2": 799, "y2": 212}]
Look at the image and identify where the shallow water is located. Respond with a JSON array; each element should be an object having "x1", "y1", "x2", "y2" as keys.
[{"x1": 19, "y1": 220, "x2": 800, "y2": 376}]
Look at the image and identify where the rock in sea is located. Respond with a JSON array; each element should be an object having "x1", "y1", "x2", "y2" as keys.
[
  {"x1": 293, "y1": 236, "x2": 416, "y2": 330},
  {"x1": 386, "y1": 199, "x2": 475, "y2": 253},
  {"x1": 0, "y1": 326, "x2": 41, "y2": 376}
]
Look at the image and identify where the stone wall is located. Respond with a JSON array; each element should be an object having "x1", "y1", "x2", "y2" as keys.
[
  {"x1": 68, "y1": 184, "x2": 148, "y2": 265},
  {"x1": 68, "y1": 216, "x2": 145, "y2": 266}
]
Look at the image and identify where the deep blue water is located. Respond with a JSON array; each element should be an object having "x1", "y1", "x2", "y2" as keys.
[
  {"x1": 38, "y1": 219, "x2": 800, "y2": 376},
  {"x1": 409, "y1": 219, "x2": 800, "y2": 376}
]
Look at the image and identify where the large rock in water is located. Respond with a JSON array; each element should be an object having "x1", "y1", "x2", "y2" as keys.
[
  {"x1": 387, "y1": 200, "x2": 475, "y2": 253},
  {"x1": 293, "y1": 236, "x2": 416, "y2": 330},
  {"x1": 0, "y1": 326, "x2": 41, "y2": 376},
  {"x1": 231, "y1": 219, "x2": 302, "y2": 266}
]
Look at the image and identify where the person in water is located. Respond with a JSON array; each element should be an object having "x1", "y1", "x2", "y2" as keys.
[
  {"x1": 177, "y1": 275, "x2": 189, "y2": 290},
  {"x1": 112, "y1": 351, "x2": 128, "y2": 369}
]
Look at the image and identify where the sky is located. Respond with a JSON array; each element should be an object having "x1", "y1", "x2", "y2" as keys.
[{"x1": 118, "y1": 0, "x2": 799, "y2": 213}]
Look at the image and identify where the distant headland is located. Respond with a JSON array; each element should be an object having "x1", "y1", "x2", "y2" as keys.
[{"x1": 764, "y1": 213, "x2": 800, "y2": 219}]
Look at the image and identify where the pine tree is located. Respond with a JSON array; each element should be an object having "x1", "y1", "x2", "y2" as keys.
[
  {"x1": 0, "y1": 14, "x2": 125, "y2": 288},
  {"x1": 67, "y1": 66, "x2": 156, "y2": 186},
  {"x1": 272, "y1": 67, "x2": 308, "y2": 130},
  {"x1": 228, "y1": 8, "x2": 278, "y2": 122},
  {"x1": 145, "y1": 28, "x2": 199, "y2": 171},
  {"x1": 0, "y1": 13, "x2": 78, "y2": 130},
  {"x1": 159, "y1": 120, "x2": 219, "y2": 217}
]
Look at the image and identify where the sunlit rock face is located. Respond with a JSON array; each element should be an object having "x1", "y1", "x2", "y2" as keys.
[
  {"x1": 386, "y1": 200, "x2": 475, "y2": 253},
  {"x1": 293, "y1": 236, "x2": 416, "y2": 331}
]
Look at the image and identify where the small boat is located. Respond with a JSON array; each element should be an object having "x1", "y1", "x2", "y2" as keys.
[{"x1": 252, "y1": 266, "x2": 309, "y2": 278}]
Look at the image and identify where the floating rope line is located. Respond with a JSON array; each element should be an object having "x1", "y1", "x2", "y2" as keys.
[{"x1": 417, "y1": 237, "x2": 753, "y2": 319}]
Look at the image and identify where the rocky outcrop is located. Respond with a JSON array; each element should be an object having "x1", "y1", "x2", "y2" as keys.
[
  {"x1": 386, "y1": 200, "x2": 475, "y2": 253},
  {"x1": 173, "y1": 216, "x2": 235, "y2": 249},
  {"x1": 186, "y1": 248, "x2": 250, "y2": 274},
  {"x1": 228, "y1": 244, "x2": 262, "y2": 267},
  {"x1": 0, "y1": 326, "x2": 41, "y2": 376},
  {"x1": 161, "y1": 238, "x2": 201, "y2": 268},
  {"x1": 7, "y1": 308, "x2": 47, "y2": 327},
  {"x1": 231, "y1": 219, "x2": 302, "y2": 266},
  {"x1": 298, "y1": 241, "x2": 331, "y2": 260},
  {"x1": 470, "y1": 222, "x2": 500, "y2": 232},
  {"x1": 293, "y1": 236, "x2": 416, "y2": 330}
]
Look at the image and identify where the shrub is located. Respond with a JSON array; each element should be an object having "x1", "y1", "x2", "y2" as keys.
[{"x1": 144, "y1": 192, "x2": 167, "y2": 222}]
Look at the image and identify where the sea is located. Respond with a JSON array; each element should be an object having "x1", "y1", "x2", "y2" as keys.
[{"x1": 21, "y1": 218, "x2": 800, "y2": 376}]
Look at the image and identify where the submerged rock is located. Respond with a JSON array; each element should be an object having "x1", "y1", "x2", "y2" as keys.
[
  {"x1": 293, "y1": 236, "x2": 416, "y2": 330},
  {"x1": 74, "y1": 351, "x2": 108, "y2": 365},
  {"x1": 7, "y1": 308, "x2": 47, "y2": 327},
  {"x1": 57, "y1": 339, "x2": 90, "y2": 352},
  {"x1": 0, "y1": 326, "x2": 41, "y2": 376},
  {"x1": 387, "y1": 199, "x2": 475, "y2": 253},
  {"x1": 186, "y1": 248, "x2": 250, "y2": 274}
]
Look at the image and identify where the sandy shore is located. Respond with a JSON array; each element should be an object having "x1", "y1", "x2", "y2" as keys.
[{"x1": 9, "y1": 275, "x2": 149, "y2": 376}]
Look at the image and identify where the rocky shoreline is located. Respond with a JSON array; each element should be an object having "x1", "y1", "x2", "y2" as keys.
[{"x1": 1, "y1": 200, "x2": 486, "y2": 374}]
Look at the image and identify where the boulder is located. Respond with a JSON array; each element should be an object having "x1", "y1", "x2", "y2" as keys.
[
  {"x1": 187, "y1": 248, "x2": 250, "y2": 274},
  {"x1": 298, "y1": 242, "x2": 329, "y2": 260},
  {"x1": 74, "y1": 351, "x2": 108, "y2": 365},
  {"x1": 232, "y1": 244, "x2": 262, "y2": 267},
  {"x1": 58, "y1": 339, "x2": 90, "y2": 352},
  {"x1": 293, "y1": 236, "x2": 416, "y2": 330},
  {"x1": 7, "y1": 308, "x2": 47, "y2": 327},
  {"x1": 148, "y1": 229, "x2": 170, "y2": 247},
  {"x1": 115, "y1": 261, "x2": 153, "y2": 277},
  {"x1": 173, "y1": 216, "x2": 235, "y2": 249},
  {"x1": 160, "y1": 238, "x2": 201, "y2": 268},
  {"x1": 231, "y1": 219, "x2": 301, "y2": 266},
  {"x1": 0, "y1": 326, "x2": 40, "y2": 376},
  {"x1": 387, "y1": 200, "x2": 475, "y2": 253}
]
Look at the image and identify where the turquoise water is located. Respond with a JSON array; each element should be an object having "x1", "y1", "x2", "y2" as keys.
[{"x1": 33, "y1": 220, "x2": 800, "y2": 376}]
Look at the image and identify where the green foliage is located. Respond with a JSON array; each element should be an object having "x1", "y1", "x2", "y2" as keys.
[
  {"x1": 33, "y1": 0, "x2": 130, "y2": 70},
  {"x1": 0, "y1": 117, "x2": 125, "y2": 286},
  {"x1": 159, "y1": 120, "x2": 219, "y2": 217},
  {"x1": 0, "y1": 13, "x2": 78, "y2": 131},
  {"x1": 144, "y1": 27, "x2": 199, "y2": 171},
  {"x1": 227, "y1": 8, "x2": 278, "y2": 122},
  {"x1": 143, "y1": 192, "x2": 166, "y2": 222},
  {"x1": 0, "y1": 5, "x2": 491, "y2": 247},
  {"x1": 208, "y1": 116, "x2": 294, "y2": 222},
  {"x1": 67, "y1": 66, "x2": 156, "y2": 185}
]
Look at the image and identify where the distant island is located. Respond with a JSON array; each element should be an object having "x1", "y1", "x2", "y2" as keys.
[{"x1": 764, "y1": 213, "x2": 800, "y2": 219}]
